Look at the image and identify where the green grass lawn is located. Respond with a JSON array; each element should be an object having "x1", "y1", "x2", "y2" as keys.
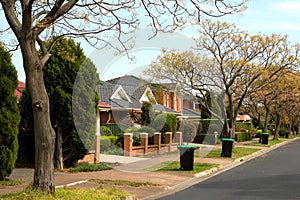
[
  {"x1": 282, "y1": 134, "x2": 300, "y2": 139},
  {"x1": 67, "y1": 162, "x2": 112, "y2": 173},
  {"x1": 196, "y1": 147, "x2": 261, "y2": 159},
  {"x1": 0, "y1": 179, "x2": 24, "y2": 186},
  {"x1": 0, "y1": 187, "x2": 130, "y2": 200},
  {"x1": 245, "y1": 138, "x2": 286, "y2": 147},
  {"x1": 143, "y1": 161, "x2": 219, "y2": 174}
]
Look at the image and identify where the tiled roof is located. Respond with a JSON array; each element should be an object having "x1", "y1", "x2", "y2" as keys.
[
  {"x1": 150, "y1": 82, "x2": 177, "y2": 92},
  {"x1": 152, "y1": 104, "x2": 180, "y2": 115},
  {"x1": 97, "y1": 81, "x2": 120, "y2": 103},
  {"x1": 14, "y1": 81, "x2": 25, "y2": 101},
  {"x1": 98, "y1": 101, "x2": 111, "y2": 107},
  {"x1": 182, "y1": 108, "x2": 201, "y2": 119},
  {"x1": 106, "y1": 75, "x2": 150, "y2": 87}
]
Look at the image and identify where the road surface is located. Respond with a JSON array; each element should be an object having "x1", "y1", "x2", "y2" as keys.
[{"x1": 158, "y1": 138, "x2": 300, "y2": 200}]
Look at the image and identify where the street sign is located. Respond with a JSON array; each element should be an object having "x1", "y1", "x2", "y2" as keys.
[{"x1": 284, "y1": 116, "x2": 290, "y2": 124}]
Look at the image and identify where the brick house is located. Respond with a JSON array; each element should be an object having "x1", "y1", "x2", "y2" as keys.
[
  {"x1": 97, "y1": 76, "x2": 180, "y2": 128},
  {"x1": 98, "y1": 75, "x2": 201, "y2": 127}
]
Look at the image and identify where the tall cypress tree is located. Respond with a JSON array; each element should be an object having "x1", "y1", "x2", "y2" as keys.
[
  {"x1": 43, "y1": 38, "x2": 99, "y2": 168},
  {"x1": 18, "y1": 38, "x2": 99, "y2": 169},
  {"x1": 0, "y1": 44, "x2": 20, "y2": 180}
]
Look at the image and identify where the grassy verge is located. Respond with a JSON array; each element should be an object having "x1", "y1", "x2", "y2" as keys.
[
  {"x1": 282, "y1": 134, "x2": 300, "y2": 139},
  {"x1": 67, "y1": 162, "x2": 112, "y2": 173},
  {"x1": 0, "y1": 187, "x2": 130, "y2": 200},
  {"x1": 197, "y1": 147, "x2": 260, "y2": 159},
  {"x1": 0, "y1": 179, "x2": 24, "y2": 186},
  {"x1": 144, "y1": 161, "x2": 219, "y2": 174},
  {"x1": 89, "y1": 179, "x2": 160, "y2": 187},
  {"x1": 244, "y1": 139, "x2": 286, "y2": 147}
]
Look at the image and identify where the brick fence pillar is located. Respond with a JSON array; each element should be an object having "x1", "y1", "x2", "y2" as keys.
[
  {"x1": 124, "y1": 133, "x2": 133, "y2": 156},
  {"x1": 154, "y1": 132, "x2": 161, "y2": 151},
  {"x1": 165, "y1": 132, "x2": 172, "y2": 152},
  {"x1": 165, "y1": 132, "x2": 172, "y2": 144},
  {"x1": 140, "y1": 132, "x2": 148, "y2": 154},
  {"x1": 175, "y1": 132, "x2": 182, "y2": 145}
]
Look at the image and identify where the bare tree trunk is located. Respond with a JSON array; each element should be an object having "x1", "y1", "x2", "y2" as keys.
[
  {"x1": 56, "y1": 124, "x2": 63, "y2": 170},
  {"x1": 227, "y1": 97, "x2": 236, "y2": 139},
  {"x1": 21, "y1": 39, "x2": 55, "y2": 193},
  {"x1": 273, "y1": 113, "x2": 282, "y2": 140},
  {"x1": 263, "y1": 103, "x2": 270, "y2": 132}
]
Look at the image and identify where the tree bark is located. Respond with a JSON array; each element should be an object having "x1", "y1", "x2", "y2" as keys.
[
  {"x1": 20, "y1": 39, "x2": 56, "y2": 193},
  {"x1": 226, "y1": 95, "x2": 237, "y2": 139},
  {"x1": 263, "y1": 103, "x2": 270, "y2": 132},
  {"x1": 56, "y1": 124, "x2": 64, "y2": 170},
  {"x1": 273, "y1": 113, "x2": 282, "y2": 140}
]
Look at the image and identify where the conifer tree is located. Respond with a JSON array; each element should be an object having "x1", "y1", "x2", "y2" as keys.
[{"x1": 0, "y1": 44, "x2": 20, "y2": 180}]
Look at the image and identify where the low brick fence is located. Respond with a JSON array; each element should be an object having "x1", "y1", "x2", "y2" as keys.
[{"x1": 124, "y1": 132, "x2": 182, "y2": 156}]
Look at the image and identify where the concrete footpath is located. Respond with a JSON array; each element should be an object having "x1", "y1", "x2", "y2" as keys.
[{"x1": 2, "y1": 137, "x2": 299, "y2": 199}]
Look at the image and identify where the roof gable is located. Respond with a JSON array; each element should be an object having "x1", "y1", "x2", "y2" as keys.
[
  {"x1": 140, "y1": 86, "x2": 157, "y2": 104},
  {"x1": 111, "y1": 85, "x2": 132, "y2": 103}
]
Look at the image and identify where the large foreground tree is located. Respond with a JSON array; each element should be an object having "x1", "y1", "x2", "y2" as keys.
[
  {"x1": 0, "y1": 0, "x2": 247, "y2": 193},
  {"x1": 0, "y1": 44, "x2": 20, "y2": 180}
]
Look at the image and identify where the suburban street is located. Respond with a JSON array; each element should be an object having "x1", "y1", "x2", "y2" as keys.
[{"x1": 158, "y1": 138, "x2": 300, "y2": 200}]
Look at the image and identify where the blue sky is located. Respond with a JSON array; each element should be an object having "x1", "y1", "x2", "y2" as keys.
[{"x1": 6, "y1": 0, "x2": 300, "y2": 82}]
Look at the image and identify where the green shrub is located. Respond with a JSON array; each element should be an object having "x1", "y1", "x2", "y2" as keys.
[
  {"x1": 68, "y1": 162, "x2": 111, "y2": 173},
  {"x1": 138, "y1": 126, "x2": 156, "y2": 135},
  {"x1": 236, "y1": 122, "x2": 254, "y2": 132},
  {"x1": 150, "y1": 113, "x2": 178, "y2": 143},
  {"x1": 186, "y1": 120, "x2": 203, "y2": 135},
  {"x1": 123, "y1": 126, "x2": 157, "y2": 145},
  {"x1": 193, "y1": 134, "x2": 218, "y2": 144},
  {"x1": 200, "y1": 119, "x2": 224, "y2": 135},
  {"x1": 101, "y1": 124, "x2": 130, "y2": 135},
  {"x1": 255, "y1": 129, "x2": 262, "y2": 138},
  {"x1": 138, "y1": 126, "x2": 156, "y2": 145},
  {"x1": 100, "y1": 136, "x2": 119, "y2": 152},
  {"x1": 116, "y1": 133, "x2": 124, "y2": 149},
  {"x1": 105, "y1": 148, "x2": 124, "y2": 155},
  {"x1": 140, "y1": 102, "x2": 154, "y2": 126},
  {"x1": 123, "y1": 127, "x2": 141, "y2": 146},
  {"x1": 178, "y1": 120, "x2": 197, "y2": 143},
  {"x1": 235, "y1": 131, "x2": 252, "y2": 142},
  {"x1": 279, "y1": 127, "x2": 288, "y2": 137},
  {"x1": 100, "y1": 126, "x2": 113, "y2": 136}
]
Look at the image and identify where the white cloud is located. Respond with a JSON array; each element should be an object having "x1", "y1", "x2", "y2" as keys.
[
  {"x1": 272, "y1": 1, "x2": 300, "y2": 14},
  {"x1": 279, "y1": 22, "x2": 300, "y2": 31}
]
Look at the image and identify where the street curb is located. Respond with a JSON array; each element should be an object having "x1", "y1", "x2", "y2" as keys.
[
  {"x1": 56, "y1": 180, "x2": 88, "y2": 188},
  {"x1": 144, "y1": 137, "x2": 300, "y2": 200}
]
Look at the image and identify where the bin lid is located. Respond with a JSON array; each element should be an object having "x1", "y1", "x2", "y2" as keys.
[
  {"x1": 262, "y1": 132, "x2": 269, "y2": 135},
  {"x1": 177, "y1": 145, "x2": 196, "y2": 149},
  {"x1": 220, "y1": 138, "x2": 234, "y2": 142}
]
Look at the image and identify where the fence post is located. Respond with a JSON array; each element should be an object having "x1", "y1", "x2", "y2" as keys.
[
  {"x1": 140, "y1": 132, "x2": 148, "y2": 154},
  {"x1": 154, "y1": 132, "x2": 161, "y2": 152},
  {"x1": 165, "y1": 132, "x2": 172, "y2": 152},
  {"x1": 124, "y1": 133, "x2": 133, "y2": 156},
  {"x1": 175, "y1": 132, "x2": 182, "y2": 145}
]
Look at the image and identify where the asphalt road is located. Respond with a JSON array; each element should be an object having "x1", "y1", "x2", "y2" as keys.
[{"x1": 158, "y1": 138, "x2": 300, "y2": 200}]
